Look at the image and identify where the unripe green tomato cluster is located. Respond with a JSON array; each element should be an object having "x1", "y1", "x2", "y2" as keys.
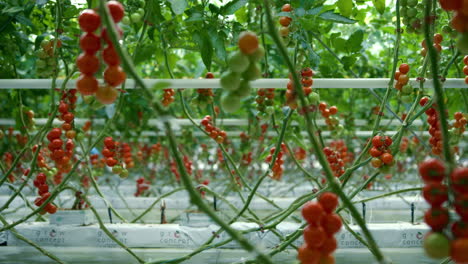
[
  {"x1": 400, "y1": 0, "x2": 424, "y2": 34},
  {"x1": 220, "y1": 46, "x2": 264, "y2": 113},
  {"x1": 36, "y1": 39, "x2": 58, "y2": 78},
  {"x1": 399, "y1": 84, "x2": 414, "y2": 103},
  {"x1": 121, "y1": 0, "x2": 145, "y2": 25},
  {"x1": 40, "y1": 167, "x2": 58, "y2": 178}
]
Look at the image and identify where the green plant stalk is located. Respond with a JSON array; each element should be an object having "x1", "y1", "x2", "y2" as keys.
[
  {"x1": 0, "y1": 214, "x2": 68, "y2": 264},
  {"x1": 99, "y1": 2, "x2": 273, "y2": 262},
  {"x1": 0, "y1": 143, "x2": 42, "y2": 212},
  {"x1": 262, "y1": 1, "x2": 386, "y2": 263},
  {"x1": 131, "y1": 187, "x2": 185, "y2": 223},
  {"x1": 423, "y1": 0, "x2": 454, "y2": 167},
  {"x1": 80, "y1": 194, "x2": 145, "y2": 263},
  {"x1": 352, "y1": 187, "x2": 422, "y2": 204},
  {"x1": 77, "y1": 140, "x2": 127, "y2": 222},
  {"x1": 5, "y1": 184, "x2": 46, "y2": 221}
]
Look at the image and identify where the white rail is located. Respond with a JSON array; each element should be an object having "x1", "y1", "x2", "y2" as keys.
[{"x1": 0, "y1": 78, "x2": 466, "y2": 89}]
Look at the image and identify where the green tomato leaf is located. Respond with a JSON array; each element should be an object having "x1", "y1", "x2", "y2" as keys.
[
  {"x1": 221, "y1": 0, "x2": 247, "y2": 15},
  {"x1": 198, "y1": 33, "x2": 213, "y2": 71},
  {"x1": 347, "y1": 29, "x2": 364, "y2": 53},
  {"x1": 167, "y1": 0, "x2": 187, "y2": 15},
  {"x1": 3, "y1": 7, "x2": 23, "y2": 14},
  {"x1": 372, "y1": 0, "x2": 386, "y2": 14},
  {"x1": 337, "y1": 0, "x2": 353, "y2": 17},
  {"x1": 318, "y1": 11, "x2": 357, "y2": 24}
]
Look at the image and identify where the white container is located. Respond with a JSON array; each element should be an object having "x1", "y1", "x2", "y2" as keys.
[{"x1": 49, "y1": 210, "x2": 95, "y2": 226}]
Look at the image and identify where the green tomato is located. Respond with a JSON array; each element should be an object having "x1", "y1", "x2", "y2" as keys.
[
  {"x1": 35, "y1": 50, "x2": 48, "y2": 59},
  {"x1": 220, "y1": 71, "x2": 241, "y2": 91},
  {"x1": 401, "y1": 95, "x2": 413, "y2": 103},
  {"x1": 119, "y1": 169, "x2": 129, "y2": 178},
  {"x1": 112, "y1": 165, "x2": 123, "y2": 174},
  {"x1": 40, "y1": 40, "x2": 50, "y2": 49},
  {"x1": 406, "y1": 7, "x2": 417, "y2": 18},
  {"x1": 51, "y1": 168, "x2": 58, "y2": 175},
  {"x1": 309, "y1": 92, "x2": 320, "y2": 104},
  {"x1": 256, "y1": 104, "x2": 265, "y2": 111},
  {"x1": 236, "y1": 80, "x2": 252, "y2": 99},
  {"x1": 76, "y1": 132, "x2": 84, "y2": 141},
  {"x1": 242, "y1": 63, "x2": 261, "y2": 81},
  {"x1": 121, "y1": 16, "x2": 131, "y2": 25},
  {"x1": 137, "y1": 8, "x2": 144, "y2": 15},
  {"x1": 265, "y1": 106, "x2": 274, "y2": 115},
  {"x1": 248, "y1": 46, "x2": 265, "y2": 62},
  {"x1": 46, "y1": 171, "x2": 54, "y2": 178},
  {"x1": 221, "y1": 92, "x2": 241, "y2": 113},
  {"x1": 36, "y1": 60, "x2": 46, "y2": 69},
  {"x1": 407, "y1": 0, "x2": 418, "y2": 7},
  {"x1": 456, "y1": 33, "x2": 468, "y2": 54},
  {"x1": 400, "y1": 0, "x2": 408, "y2": 6},
  {"x1": 402, "y1": 85, "x2": 413, "y2": 94},
  {"x1": 400, "y1": 7, "x2": 407, "y2": 17},
  {"x1": 264, "y1": 98, "x2": 274, "y2": 106},
  {"x1": 130, "y1": 13, "x2": 142, "y2": 23},
  {"x1": 379, "y1": 165, "x2": 391, "y2": 174},
  {"x1": 423, "y1": 232, "x2": 450, "y2": 259},
  {"x1": 228, "y1": 51, "x2": 250, "y2": 73}
]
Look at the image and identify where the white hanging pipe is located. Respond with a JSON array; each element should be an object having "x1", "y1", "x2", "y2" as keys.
[
  {"x1": 0, "y1": 118, "x2": 426, "y2": 127},
  {"x1": 0, "y1": 78, "x2": 466, "y2": 89}
]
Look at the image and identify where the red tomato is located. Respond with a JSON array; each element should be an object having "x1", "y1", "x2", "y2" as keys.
[
  {"x1": 452, "y1": 221, "x2": 468, "y2": 238},
  {"x1": 319, "y1": 236, "x2": 337, "y2": 255},
  {"x1": 318, "y1": 192, "x2": 339, "y2": 213},
  {"x1": 78, "y1": 9, "x2": 101, "y2": 33},
  {"x1": 369, "y1": 147, "x2": 382, "y2": 158},
  {"x1": 321, "y1": 213, "x2": 342, "y2": 235},
  {"x1": 455, "y1": 195, "x2": 468, "y2": 221},
  {"x1": 422, "y1": 182, "x2": 448, "y2": 207},
  {"x1": 399, "y1": 63, "x2": 410, "y2": 74},
  {"x1": 107, "y1": 1, "x2": 125, "y2": 22},
  {"x1": 297, "y1": 244, "x2": 321, "y2": 263},
  {"x1": 76, "y1": 75, "x2": 98, "y2": 95},
  {"x1": 79, "y1": 33, "x2": 101, "y2": 54},
  {"x1": 302, "y1": 202, "x2": 324, "y2": 225},
  {"x1": 303, "y1": 225, "x2": 326, "y2": 248},
  {"x1": 451, "y1": 238, "x2": 468, "y2": 263},
  {"x1": 419, "y1": 159, "x2": 446, "y2": 183},
  {"x1": 424, "y1": 207, "x2": 449, "y2": 231},
  {"x1": 451, "y1": 167, "x2": 468, "y2": 193}
]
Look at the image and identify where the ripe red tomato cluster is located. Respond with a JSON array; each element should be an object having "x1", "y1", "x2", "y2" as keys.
[
  {"x1": 439, "y1": 0, "x2": 468, "y2": 53},
  {"x1": 194, "y1": 72, "x2": 215, "y2": 106},
  {"x1": 36, "y1": 38, "x2": 62, "y2": 78},
  {"x1": 33, "y1": 173, "x2": 57, "y2": 215},
  {"x1": 452, "y1": 111, "x2": 467, "y2": 134},
  {"x1": 394, "y1": 63, "x2": 413, "y2": 102},
  {"x1": 323, "y1": 145, "x2": 345, "y2": 178},
  {"x1": 286, "y1": 67, "x2": 313, "y2": 110},
  {"x1": 119, "y1": 142, "x2": 134, "y2": 170},
  {"x1": 463, "y1": 55, "x2": 468, "y2": 84},
  {"x1": 102, "y1": 137, "x2": 129, "y2": 178},
  {"x1": 183, "y1": 155, "x2": 193, "y2": 175},
  {"x1": 47, "y1": 127, "x2": 74, "y2": 174},
  {"x1": 294, "y1": 147, "x2": 306, "y2": 161},
  {"x1": 369, "y1": 135, "x2": 394, "y2": 171},
  {"x1": 420, "y1": 159, "x2": 468, "y2": 263},
  {"x1": 265, "y1": 143, "x2": 287, "y2": 180},
  {"x1": 162, "y1": 88, "x2": 175, "y2": 107},
  {"x1": 255, "y1": 88, "x2": 275, "y2": 118},
  {"x1": 134, "y1": 177, "x2": 150, "y2": 197},
  {"x1": 419, "y1": 96, "x2": 445, "y2": 155},
  {"x1": 200, "y1": 115, "x2": 228, "y2": 144},
  {"x1": 279, "y1": 4, "x2": 292, "y2": 37},
  {"x1": 76, "y1": 1, "x2": 125, "y2": 104},
  {"x1": 169, "y1": 160, "x2": 180, "y2": 182},
  {"x1": 318, "y1": 102, "x2": 341, "y2": 131},
  {"x1": 299, "y1": 192, "x2": 341, "y2": 264},
  {"x1": 420, "y1": 34, "x2": 443, "y2": 57}
]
